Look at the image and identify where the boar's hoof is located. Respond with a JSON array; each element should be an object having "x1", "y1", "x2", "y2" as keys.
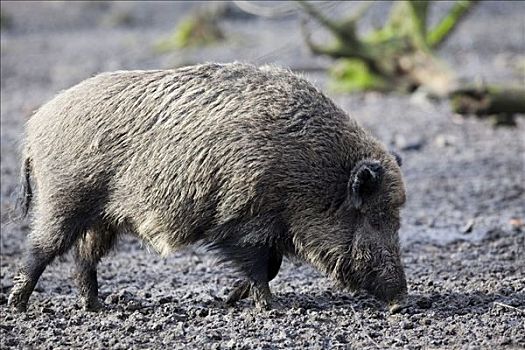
[
  {"x1": 254, "y1": 297, "x2": 283, "y2": 311},
  {"x1": 226, "y1": 280, "x2": 251, "y2": 305},
  {"x1": 251, "y1": 282, "x2": 273, "y2": 311},
  {"x1": 82, "y1": 298, "x2": 105, "y2": 312},
  {"x1": 255, "y1": 299, "x2": 272, "y2": 311},
  {"x1": 8, "y1": 273, "x2": 34, "y2": 312},
  {"x1": 7, "y1": 293, "x2": 28, "y2": 313},
  {"x1": 8, "y1": 285, "x2": 31, "y2": 313},
  {"x1": 226, "y1": 279, "x2": 277, "y2": 310}
]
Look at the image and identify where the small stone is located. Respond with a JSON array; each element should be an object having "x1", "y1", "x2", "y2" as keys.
[
  {"x1": 409, "y1": 314, "x2": 421, "y2": 322},
  {"x1": 0, "y1": 324, "x2": 14, "y2": 331},
  {"x1": 435, "y1": 134, "x2": 453, "y2": 147},
  {"x1": 484, "y1": 228, "x2": 504, "y2": 241},
  {"x1": 468, "y1": 295, "x2": 482, "y2": 306},
  {"x1": 158, "y1": 296, "x2": 172, "y2": 305},
  {"x1": 509, "y1": 218, "x2": 524, "y2": 231},
  {"x1": 416, "y1": 297, "x2": 433, "y2": 309},
  {"x1": 431, "y1": 339, "x2": 442, "y2": 346},
  {"x1": 421, "y1": 318, "x2": 432, "y2": 325},
  {"x1": 267, "y1": 308, "x2": 284, "y2": 317},
  {"x1": 116, "y1": 311, "x2": 129, "y2": 320},
  {"x1": 41, "y1": 306, "x2": 54, "y2": 314},
  {"x1": 141, "y1": 292, "x2": 152, "y2": 299},
  {"x1": 335, "y1": 334, "x2": 348, "y2": 343},
  {"x1": 151, "y1": 323, "x2": 163, "y2": 331},
  {"x1": 125, "y1": 300, "x2": 143, "y2": 312},
  {"x1": 369, "y1": 331, "x2": 380, "y2": 338},
  {"x1": 461, "y1": 219, "x2": 475, "y2": 234},
  {"x1": 105, "y1": 294, "x2": 119, "y2": 305},
  {"x1": 500, "y1": 337, "x2": 512, "y2": 346},
  {"x1": 190, "y1": 307, "x2": 209, "y2": 318},
  {"x1": 209, "y1": 331, "x2": 222, "y2": 340},
  {"x1": 400, "y1": 321, "x2": 413, "y2": 330},
  {"x1": 394, "y1": 134, "x2": 424, "y2": 151},
  {"x1": 4, "y1": 338, "x2": 17, "y2": 347}
]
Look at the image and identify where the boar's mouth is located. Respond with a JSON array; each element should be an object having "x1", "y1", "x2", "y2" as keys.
[
  {"x1": 310, "y1": 242, "x2": 407, "y2": 304},
  {"x1": 334, "y1": 253, "x2": 407, "y2": 304},
  {"x1": 361, "y1": 270, "x2": 407, "y2": 304}
]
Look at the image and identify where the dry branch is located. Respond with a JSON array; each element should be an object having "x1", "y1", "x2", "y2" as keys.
[
  {"x1": 296, "y1": 1, "x2": 484, "y2": 95},
  {"x1": 451, "y1": 86, "x2": 525, "y2": 116}
]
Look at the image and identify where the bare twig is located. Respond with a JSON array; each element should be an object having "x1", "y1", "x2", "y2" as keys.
[
  {"x1": 233, "y1": 0, "x2": 299, "y2": 18},
  {"x1": 493, "y1": 302, "x2": 525, "y2": 314},
  {"x1": 350, "y1": 304, "x2": 381, "y2": 348},
  {"x1": 427, "y1": 0, "x2": 480, "y2": 48},
  {"x1": 299, "y1": 17, "x2": 375, "y2": 65},
  {"x1": 346, "y1": 2, "x2": 373, "y2": 24},
  {"x1": 296, "y1": 0, "x2": 347, "y2": 39},
  {"x1": 300, "y1": 18, "x2": 344, "y2": 58},
  {"x1": 233, "y1": 1, "x2": 338, "y2": 18}
]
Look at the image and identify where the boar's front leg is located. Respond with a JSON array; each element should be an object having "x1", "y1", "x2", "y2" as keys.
[
  {"x1": 226, "y1": 249, "x2": 282, "y2": 308},
  {"x1": 210, "y1": 214, "x2": 286, "y2": 310},
  {"x1": 227, "y1": 247, "x2": 282, "y2": 310}
]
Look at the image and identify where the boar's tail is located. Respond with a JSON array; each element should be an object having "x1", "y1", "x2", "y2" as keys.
[{"x1": 17, "y1": 156, "x2": 33, "y2": 218}]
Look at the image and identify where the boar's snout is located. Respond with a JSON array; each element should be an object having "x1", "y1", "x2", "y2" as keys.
[{"x1": 364, "y1": 267, "x2": 407, "y2": 305}]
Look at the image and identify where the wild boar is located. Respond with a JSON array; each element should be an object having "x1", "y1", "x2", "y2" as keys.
[{"x1": 8, "y1": 62, "x2": 407, "y2": 312}]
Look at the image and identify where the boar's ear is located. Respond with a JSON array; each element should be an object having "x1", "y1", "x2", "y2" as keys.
[
  {"x1": 348, "y1": 160, "x2": 384, "y2": 209},
  {"x1": 391, "y1": 151, "x2": 402, "y2": 166}
]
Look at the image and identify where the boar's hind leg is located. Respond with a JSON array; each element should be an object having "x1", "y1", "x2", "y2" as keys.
[
  {"x1": 73, "y1": 224, "x2": 118, "y2": 311},
  {"x1": 8, "y1": 213, "x2": 84, "y2": 312}
]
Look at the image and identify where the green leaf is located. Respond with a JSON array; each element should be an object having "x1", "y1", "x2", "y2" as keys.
[{"x1": 329, "y1": 59, "x2": 388, "y2": 92}]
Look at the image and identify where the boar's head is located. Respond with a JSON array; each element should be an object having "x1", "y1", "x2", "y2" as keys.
[
  {"x1": 339, "y1": 156, "x2": 407, "y2": 305},
  {"x1": 293, "y1": 154, "x2": 407, "y2": 306}
]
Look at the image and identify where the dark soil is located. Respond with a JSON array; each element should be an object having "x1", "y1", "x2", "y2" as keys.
[{"x1": 1, "y1": 2, "x2": 524, "y2": 349}]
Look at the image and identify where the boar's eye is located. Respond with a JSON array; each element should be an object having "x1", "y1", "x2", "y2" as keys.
[{"x1": 348, "y1": 160, "x2": 383, "y2": 209}]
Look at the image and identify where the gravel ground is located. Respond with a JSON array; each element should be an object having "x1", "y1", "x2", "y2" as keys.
[{"x1": 1, "y1": 1, "x2": 524, "y2": 349}]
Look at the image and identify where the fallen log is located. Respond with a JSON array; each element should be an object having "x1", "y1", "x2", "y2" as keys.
[{"x1": 450, "y1": 86, "x2": 525, "y2": 126}]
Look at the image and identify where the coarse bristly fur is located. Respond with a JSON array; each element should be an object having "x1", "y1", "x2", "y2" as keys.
[{"x1": 9, "y1": 62, "x2": 407, "y2": 312}]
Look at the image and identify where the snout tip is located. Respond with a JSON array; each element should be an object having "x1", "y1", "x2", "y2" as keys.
[
  {"x1": 388, "y1": 302, "x2": 404, "y2": 314},
  {"x1": 388, "y1": 294, "x2": 408, "y2": 314}
]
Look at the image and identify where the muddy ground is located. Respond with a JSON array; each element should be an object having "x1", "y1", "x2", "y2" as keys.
[{"x1": 1, "y1": 1, "x2": 524, "y2": 349}]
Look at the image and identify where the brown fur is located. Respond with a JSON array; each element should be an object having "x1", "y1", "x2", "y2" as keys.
[{"x1": 9, "y1": 62, "x2": 406, "y2": 312}]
